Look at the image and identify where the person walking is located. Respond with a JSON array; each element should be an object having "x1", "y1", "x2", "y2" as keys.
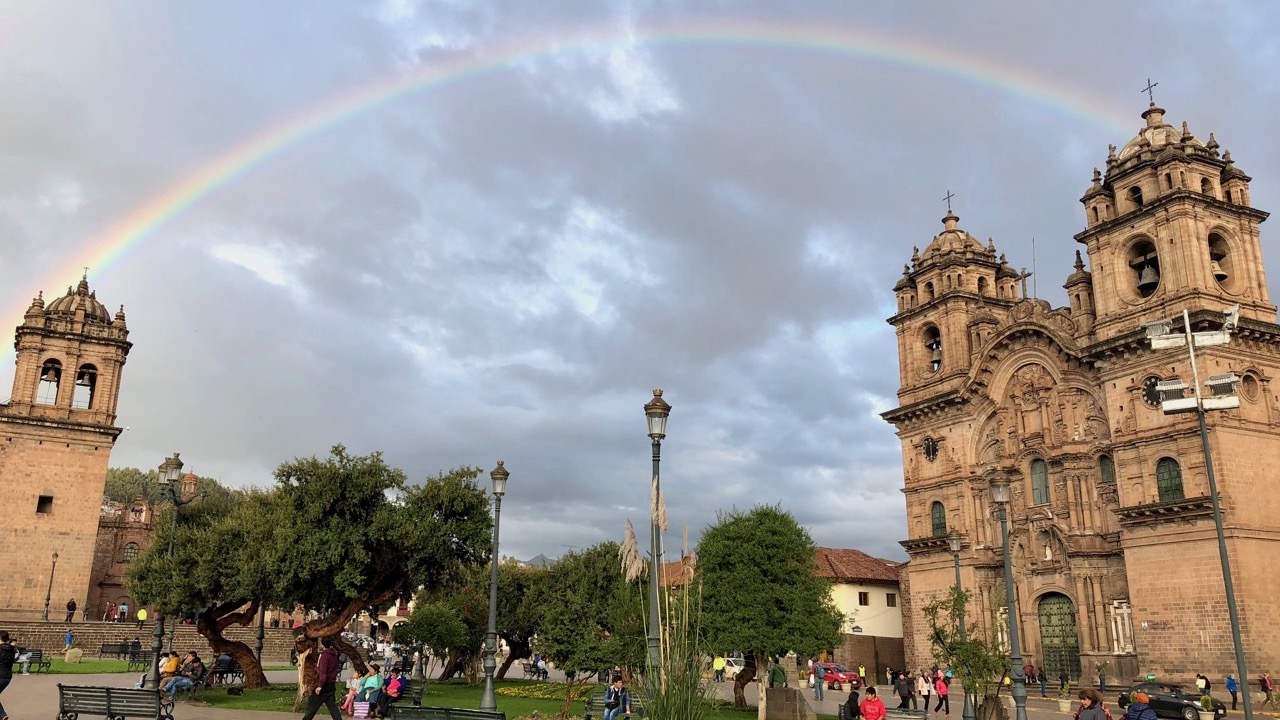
[
  {"x1": 896, "y1": 672, "x2": 913, "y2": 709},
  {"x1": 0, "y1": 631, "x2": 17, "y2": 720},
  {"x1": 1125, "y1": 692, "x2": 1157, "y2": 720},
  {"x1": 918, "y1": 670, "x2": 932, "y2": 711},
  {"x1": 1225, "y1": 674, "x2": 1238, "y2": 711},
  {"x1": 300, "y1": 637, "x2": 343, "y2": 720},
  {"x1": 63, "y1": 628, "x2": 74, "y2": 651},
  {"x1": 1260, "y1": 674, "x2": 1274, "y2": 711},
  {"x1": 64, "y1": 598, "x2": 77, "y2": 623},
  {"x1": 933, "y1": 671, "x2": 950, "y2": 717},
  {"x1": 713, "y1": 655, "x2": 726, "y2": 683},
  {"x1": 1060, "y1": 668, "x2": 1070, "y2": 692}
]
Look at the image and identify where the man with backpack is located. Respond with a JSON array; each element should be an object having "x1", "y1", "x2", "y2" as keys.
[{"x1": 814, "y1": 663, "x2": 827, "y2": 702}]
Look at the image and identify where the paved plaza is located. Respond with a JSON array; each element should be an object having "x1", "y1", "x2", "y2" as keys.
[{"x1": 7, "y1": 665, "x2": 1260, "y2": 720}]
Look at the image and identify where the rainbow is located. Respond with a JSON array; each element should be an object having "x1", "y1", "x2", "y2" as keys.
[{"x1": 18, "y1": 17, "x2": 1134, "y2": 319}]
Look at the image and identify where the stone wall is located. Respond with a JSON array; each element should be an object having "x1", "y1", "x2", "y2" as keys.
[{"x1": 0, "y1": 620, "x2": 296, "y2": 663}]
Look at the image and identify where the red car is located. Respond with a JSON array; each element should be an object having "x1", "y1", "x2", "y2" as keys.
[{"x1": 809, "y1": 662, "x2": 862, "y2": 690}]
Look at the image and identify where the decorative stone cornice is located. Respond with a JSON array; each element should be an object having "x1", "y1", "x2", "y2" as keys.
[
  {"x1": 1116, "y1": 495, "x2": 1214, "y2": 528},
  {"x1": 900, "y1": 536, "x2": 951, "y2": 555}
]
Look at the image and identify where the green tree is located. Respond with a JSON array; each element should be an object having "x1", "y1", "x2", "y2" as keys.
[
  {"x1": 922, "y1": 586, "x2": 1008, "y2": 720},
  {"x1": 396, "y1": 576, "x2": 489, "y2": 685},
  {"x1": 534, "y1": 542, "x2": 641, "y2": 716},
  {"x1": 128, "y1": 488, "x2": 279, "y2": 687},
  {"x1": 271, "y1": 448, "x2": 492, "y2": 708},
  {"x1": 106, "y1": 466, "x2": 236, "y2": 506},
  {"x1": 698, "y1": 504, "x2": 844, "y2": 710},
  {"x1": 493, "y1": 560, "x2": 546, "y2": 679}
]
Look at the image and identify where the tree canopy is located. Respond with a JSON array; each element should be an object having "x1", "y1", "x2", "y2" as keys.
[
  {"x1": 697, "y1": 504, "x2": 844, "y2": 708},
  {"x1": 129, "y1": 445, "x2": 493, "y2": 702},
  {"x1": 105, "y1": 466, "x2": 235, "y2": 506}
]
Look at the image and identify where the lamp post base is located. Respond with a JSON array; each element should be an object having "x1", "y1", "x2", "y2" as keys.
[{"x1": 142, "y1": 616, "x2": 165, "y2": 691}]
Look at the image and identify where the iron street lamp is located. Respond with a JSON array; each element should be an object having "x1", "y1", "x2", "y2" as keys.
[
  {"x1": 644, "y1": 389, "x2": 671, "y2": 688},
  {"x1": 41, "y1": 552, "x2": 59, "y2": 622},
  {"x1": 480, "y1": 461, "x2": 509, "y2": 712},
  {"x1": 144, "y1": 452, "x2": 187, "y2": 690},
  {"x1": 1143, "y1": 306, "x2": 1253, "y2": 720},
  {"x1": 990, "y1": 476, "x2": 1027, "y2": 720},
  {"x1": 947, "y1": 534, "x2": 975, "y2": 720}
]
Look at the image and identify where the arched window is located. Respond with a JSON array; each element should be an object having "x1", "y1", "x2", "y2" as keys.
[
  {"x1": 1098, "y1": 455, "x2": 1116, "y2": 485},
  {"x1": 978, "y1": 277, "x2": 988, "y2": 295},
  {"x1": 1031, "y1": 459, "x2": 1050, "y2": 505},
  {"x1": 1164, "y1": 173, "x2": 1173, "y2": 190},
  {"x1": 1128, "y1": 186, "x2": 1144, "y2": 208},
  {"x1": 930, "y1": 502, "x2": 947, "y2": 537},
  {"x1": 1156, "y1": 458, "x2": 1184, "y2": 502},
  {"x1": 36, "y1": 359, "x2": 62, "y2": 405},
  {"x1": 73, "y1": 364, "x2": 97, "y2": 410},
  {"x1": 924, "y1": 326, "x2": 942, "y2": 373},
  {"x1": 1201, "y1": 177, "x2": 1213, "y2": 196},
  {"x1": 122, "y1": 543, "x2": 139, "y2": 563},
  {"x1": 925, "y1": 282, "x2": 936, "y2": 301}
]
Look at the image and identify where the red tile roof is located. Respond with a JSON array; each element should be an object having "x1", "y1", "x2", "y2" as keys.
[{"x1": 813, "y1": 547, "x2": 901, "y2": 585}]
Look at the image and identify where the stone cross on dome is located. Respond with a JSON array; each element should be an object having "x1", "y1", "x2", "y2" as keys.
[
  {"x1": 943, "y1": 189, "x2": 955, "y2": 214},
  {"x1": 1141, "y1": 77, "x2": 1159, "y2": 104}
]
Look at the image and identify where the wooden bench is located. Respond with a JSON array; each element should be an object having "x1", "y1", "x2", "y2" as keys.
[
  {"x1": 99, "y1": 642, "x2": 129, "y2": 659},
  {"x1": 403, "y1": 678, "x2": 427, "y2": 706},
  {"x1": 58, "y1": 683, "x2": 174, "y2": 720},
  {"x1": 583, "y1": 688, "x2": 648, "y2": 720},
  {"x1": 18, "y1": 648, "x2": 53, "y2": 674},
  {"x1": 206, "y1": 656, "x2": 245, "y2": 685},
  {"x1": 390, "y1": 707, "x2": 505, "y2": 720},
  {"x1": 521, "y1": 661, "x2": 548, "y2": 680},
  {"x1": 127, "y1": 651, "x2": 155, "y2": 673},
  {"x1": 885, "y1": 708, "x2": 927, "y2": 720}
]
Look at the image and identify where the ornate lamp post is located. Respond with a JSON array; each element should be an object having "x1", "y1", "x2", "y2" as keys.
[
  {"x1": 479, "y1": 461, "x2": 509, "y2": 712},
  {"x1": 144, "y1": 452, "x2": 185, "y2": 690},
  {"x1": 990, "y1": 476, "x2": 1027, "y2": 720},
  {"x1": 644, "y1": 389, "x2": 671, "y2": 688},
  {"x1": 41, "y1": 552, "x2": 59, "y2": 621},
  {"x1": 255, "y1": 603, "x2": 266, "y2": 663},
  {"x1": 948, "y1": 534, "x2": 975, "y2": 720},
  {"x1": 158, "y1": 453, "x2": 202, "y2": 653}
]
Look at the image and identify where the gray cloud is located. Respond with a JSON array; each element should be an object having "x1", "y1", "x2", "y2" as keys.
[{"x1": 2, "y1": 0, "x2": 1279, "y2": 561}]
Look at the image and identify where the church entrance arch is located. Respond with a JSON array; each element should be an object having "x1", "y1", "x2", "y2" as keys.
[{"x1": 1037, "y1": 592, "x2": 1081, "y2": 679}]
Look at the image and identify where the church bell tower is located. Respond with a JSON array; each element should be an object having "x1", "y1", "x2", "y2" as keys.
[{"x1": 0, "y1": 275, "x2": 131, "y2": 613}]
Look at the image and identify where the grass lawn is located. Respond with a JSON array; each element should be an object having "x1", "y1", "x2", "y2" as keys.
[
  {"x1": 48, "y1": 658, "x2": 136, "y2": 674},
  {"x1": 189, "y1": 678, "x2": 838, "y2": 718}
]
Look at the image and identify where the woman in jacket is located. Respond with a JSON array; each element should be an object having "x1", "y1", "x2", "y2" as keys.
[
  {"x1": 1077, "y1": 689, "x2": 1107, "y2": 720},
  {"x1": 917, "y1": 671, "x2": 932, "y2": 708},
  {"x1": 933, "y1": 673, "x2": 950, "y2": 717}
]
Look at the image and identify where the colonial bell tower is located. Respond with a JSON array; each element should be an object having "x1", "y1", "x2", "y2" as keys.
[
  {"x1": 0, "y1": 275, "x2": 131, "y2": 614},
  {"x1": 1075, "y1": 102, "x2": 1273, "y2": 342}
]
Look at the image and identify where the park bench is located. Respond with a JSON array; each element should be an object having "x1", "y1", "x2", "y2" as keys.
[
  {"x1": 403, "y1": 678, "x2": 427, "y2": 706},
  {"x1": 127, "y1": 651, "x2": 155, "y2": 673},
  {"x1": 884, "y1": 708, "x2": 927, "y2": 720},
  {"x1": 390, "y1": 707, "x2": 505, "y2": 720},
  {"x1": 17, "y1": 648, "x2": 53, "y2": 673},
  {"x1": 583, "y1": 688, "x2": 648, "y2": 720},
  {"x1": 57, "y1": 683, "x2": 174, "y2": 720},
  {"x1": 521, "y1": 661, "x2": 548, "y2": 680},
  {"x1": 206, "y1": 656, "x2": 245, "y2": 685},
  {"x1": 99, "y1": 642, "x2": 129, "y2": 659}
]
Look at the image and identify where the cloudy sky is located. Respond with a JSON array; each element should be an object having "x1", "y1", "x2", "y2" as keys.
[{"x1": 2, "y1": 1, "x2": 1279, "y2": 562}]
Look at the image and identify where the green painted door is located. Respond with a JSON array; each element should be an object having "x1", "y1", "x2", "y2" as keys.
[{"x1": 1037, "y1": 593, "x2": 1081, "y2": 679}]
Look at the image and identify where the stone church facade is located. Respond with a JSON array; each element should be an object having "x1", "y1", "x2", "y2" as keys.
[
  {"x1": 883, "y1": 102, "x2": 1279, "y2": 683},
  {"x1": 0, "y1": 277, "x2": 131, "y2": 616}
]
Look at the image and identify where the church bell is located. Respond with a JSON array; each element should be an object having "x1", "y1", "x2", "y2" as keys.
[
  {"x1": 75, "y1": 371, "x2": 93, "y2": 387},
  {"x1": 1137, "y1": 263, "x2": 1159, "y2": 293},
  {"x1": 1211, "y1": 260, "x2": 1229, "y2": 282}
]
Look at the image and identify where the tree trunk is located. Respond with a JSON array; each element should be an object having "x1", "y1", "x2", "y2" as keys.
[
  {"x1": 561, "y1": 675, "x2": 584, "y2": 717},
  {"x1": 734, "y1": 665, "x2": 758, "y2": 709},
  {"x1": 332, "y1": 635, "x2": 369, "y2": 676},
  {"x1": 195, "y1": 601, "x2": 269, "y2": 689},
  {"x1": 438, "y1": 649, "x2": 461, "y2": 681},
  {"x1": 978, "y1": 695, "x2": 1007, "y2": 720},
  {"x1": 495, "y1": 636, "x2": 530, "y2": 680},
  {"x1": 293, "y1": 635, "x2": 319, "y2": 712}
]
